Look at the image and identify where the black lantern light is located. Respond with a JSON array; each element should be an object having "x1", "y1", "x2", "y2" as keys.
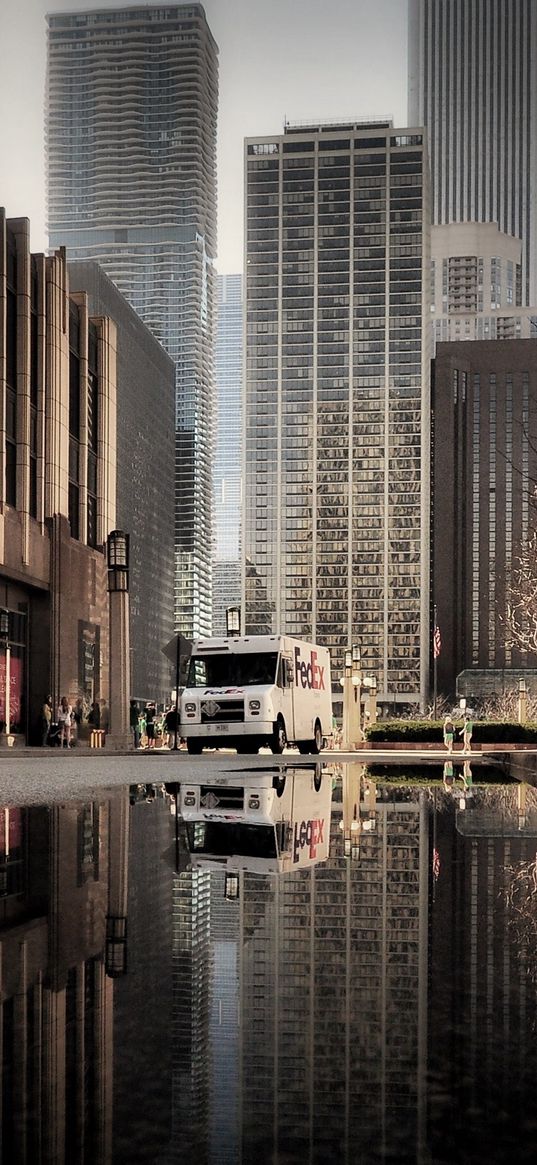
[
  {"x1": 106, "y1": 530, "x2": 130, "y2": 592},
  {"x1": 226, "y1": 606, "x2": 241, "y2": 637},
  {"x1": 0, "y1": 609, "x2": 9, "y2": 645}
]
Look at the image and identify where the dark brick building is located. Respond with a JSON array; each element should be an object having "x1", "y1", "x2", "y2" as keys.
[{"x1": 432, "y1": 339, "x2": 537, "y2": 697}]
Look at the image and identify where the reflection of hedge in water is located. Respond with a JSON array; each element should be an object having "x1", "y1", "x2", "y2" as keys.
[
  {"x1": 366, "y1": 720, "x2": 537, "y2": 744},
  {"x1": 365, "y1": 763, "x2": 515, "y2": 783}
]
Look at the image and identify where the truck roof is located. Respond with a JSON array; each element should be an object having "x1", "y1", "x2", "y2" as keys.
[{"x1": 190, "y1": 635, "x2": 330, "y2": 655}]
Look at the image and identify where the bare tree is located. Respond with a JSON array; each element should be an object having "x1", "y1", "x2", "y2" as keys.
[
  {"x1": 505, "y1": 529, "x2": 537, "y2": 655},
  {"x1": 503, "y1": 855, "x2": 537, "y2": 979}
]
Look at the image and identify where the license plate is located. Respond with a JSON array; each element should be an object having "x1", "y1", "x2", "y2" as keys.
[{"x1": 213, "y1": 723, "x2": 229, "y2": 732}]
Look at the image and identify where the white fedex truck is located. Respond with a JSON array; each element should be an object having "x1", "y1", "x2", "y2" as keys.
[
  {"x1": 179, "y1": 765, "x2": 332, "y2": 876},
  {"x1": 180, "y1": 634, "x2": 332, "y2": 755}
]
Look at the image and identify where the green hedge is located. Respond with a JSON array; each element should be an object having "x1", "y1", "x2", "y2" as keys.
[{"x1": 365, "y1": 720, "x2": 537, "y2": 744}]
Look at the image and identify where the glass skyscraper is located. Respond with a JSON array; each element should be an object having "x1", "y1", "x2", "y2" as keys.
[
  {"x1": 408, "y1": 0, "x2": 537, "y2": 307},
  {"x1": 243, "y1": 122, "x2": 431, "y2": 709},
  {"x1": 212, "y1": 274, "x2": 242, "y2": 634},
  {"x1": 46, "y1": 4, "x2": 218, "y2": 637}
]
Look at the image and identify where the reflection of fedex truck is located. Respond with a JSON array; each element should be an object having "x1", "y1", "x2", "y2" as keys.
[
  {"x1": 180, "y1": 765, "x2": 332, "y2": 875},
  {"x1": 180, "y1": 635, "x2": 332, "y2": 755}
]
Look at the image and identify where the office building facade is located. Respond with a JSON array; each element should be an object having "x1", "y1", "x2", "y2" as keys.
[
  {"x1": 408, "y1": 0, "x2": 537, "y2": 306},
  {"x1": 0, "y1": 211, "x2": 116, "y2": 742},
  {"x1": 243, "y1": 122, "x2": 431, "y2": 708},
  {"x1": 212, "y1": 274, "x2": 242, "y2": 634},
  {"x1": 69, "y1": 261, "x2": 175, "y2": 704},
  {"x1": 46, "y1": 4, "x2": 218, "y2": 637},
  {"x1": 432, "y1": 339, "x2": 537, "y2": 696}
]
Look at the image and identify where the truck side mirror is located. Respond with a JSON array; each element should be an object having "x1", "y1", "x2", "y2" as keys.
[{"x1": 284, "y1": 659, "x2": 294, "y2": 687}]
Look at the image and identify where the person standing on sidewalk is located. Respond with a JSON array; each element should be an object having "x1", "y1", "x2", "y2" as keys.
[
  {"x1": 443, "y1": 714, "x2": 455, "y2": 754},
  {"x1": 460, "y1": 714, "x2": 473, "y2": 752},
  {"x1": 41, "y1": 695, "x2": 53, "y2": 746},
  {"x1": 57, "y1": 696, "x2": 73, "y2": 748}
]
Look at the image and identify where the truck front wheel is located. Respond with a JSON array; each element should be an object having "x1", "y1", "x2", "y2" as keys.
[
  {"x1": 272, "y1": 717, "x2": 287, "y2": 754},
  {"x1": 186, "y1": 738, "x2": 203, "y2": 755}
]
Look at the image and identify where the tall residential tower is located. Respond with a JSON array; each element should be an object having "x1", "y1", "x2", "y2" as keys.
[
  {"x1": 212, "y1": 274, "x2": 242, "y2": 634},
  {"x1": 243, "y1": 123, "x2": 430, "y2": 709},
  {"x1": 46, "y1": 4, "x2": 218, "y2": 637},
  {"x1": 408, "y1": 0, "x2": 537, "y2": 305}
]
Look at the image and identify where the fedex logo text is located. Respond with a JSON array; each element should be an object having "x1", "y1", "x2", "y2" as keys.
[
  {"x1": 293, "y1": 817, "x2": 325, "y2": 863},
  {"x1": 294, "y1": 647, "x2": 325, "y2": 690}
]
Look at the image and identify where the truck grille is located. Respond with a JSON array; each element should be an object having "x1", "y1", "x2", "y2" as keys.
[
  {"x1": 200, "y1": 786, "x2": 244, "y2": 810},
  {"x1": 200, "y1": 698, "x2": 245, "y2": 723}
]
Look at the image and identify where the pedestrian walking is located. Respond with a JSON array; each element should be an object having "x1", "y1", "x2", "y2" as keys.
[
  {"x1": 41, "y1": 694, "x2": 53, "y2": 746},
  {"x1": 443, "y1": 714, "x2": 455, "y2": 754},
  {"x1": 460, "y1": 714, "x2": 473, "y2": 752},
  {"x1": 57, "y1": 696, "x2": 73, "y2": 748},
  {"x1": 145, "y1": 701, "x2": 157, "y2": 749},
  {"x1": 130, "y1": 700, "x2": 140, "y2": 749}
]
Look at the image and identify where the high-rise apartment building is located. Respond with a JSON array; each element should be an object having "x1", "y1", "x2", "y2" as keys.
[
  {"x1": 408, "y1": 0, "x2": 537, "y2": 306},
  {"x1": 213, "y1": 274, "x2": 242, "y2": 635},
  {"x1": 243, "y1": 122, "x2": 431, "y2": 709},
  {"x1": 46, "y1": 4, "x2": 218, "y2": 637},
  {"x1": 431, "y1": 223, "x2": 537, "y2": 345}
]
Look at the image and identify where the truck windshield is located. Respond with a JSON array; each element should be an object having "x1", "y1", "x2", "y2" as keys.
[
  {"x1": 186, "y1": 822, "x2": 277, "y2": 858},
  {"x1": 187, "y1": 652, "x2": 278, "y2": 687}
]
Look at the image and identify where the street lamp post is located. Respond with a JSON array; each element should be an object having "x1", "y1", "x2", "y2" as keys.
[
  {"x1": 0, "y1": 609, "x2": 11, "y2": 746},
  {"x1": 106, "y1": 531, "x2": 132, "y2": 750},
  {"x1": 342, "y1": 644, "x2": 363, "y2": 750}
]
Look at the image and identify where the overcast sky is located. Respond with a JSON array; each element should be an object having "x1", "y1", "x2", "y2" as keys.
[{"x1": 0, "y1": 0, "x2": 408, "y2": 272}]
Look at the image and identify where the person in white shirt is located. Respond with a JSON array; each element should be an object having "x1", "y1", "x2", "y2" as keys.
[{"x1": 57, "y1": 696, "x2": 73, "y2": 748}]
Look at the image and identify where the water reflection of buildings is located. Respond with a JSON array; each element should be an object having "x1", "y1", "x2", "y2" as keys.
[
  {"x1": 429, "y1": 782, "x2": 537, "y2": 1162},
  {"x1": 173, "y1": 767, "x2": 429, "y2": 1163},
  {"x1": 238, "y1": 783, "x2": 429, "y2": 1164},
  {"x1": 0, "y1": 794, "x2": 130, "y2": 1164}
]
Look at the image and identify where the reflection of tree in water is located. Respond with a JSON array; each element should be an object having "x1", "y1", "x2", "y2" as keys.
[{"x1": 503, "y1": 853, "x2": 537, "y2": 983}]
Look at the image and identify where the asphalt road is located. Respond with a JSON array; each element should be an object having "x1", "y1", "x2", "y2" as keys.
[{"x1": 0, "y1": 745, "x2": 515, "y2": 805}]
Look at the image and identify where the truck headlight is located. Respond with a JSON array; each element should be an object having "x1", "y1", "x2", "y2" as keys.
[
  {"x1": 185, "y1": 702, "x2": 196, "y2": 713},
  {"x1": 248, "y1": 795, "x2": 260, "y2": 809},
  {"x1": 249, "y1": 699, "x2": 261, "y2": 712},
  {"x1": 184, "y1": 792, "x2": 196, "y2": 806}
]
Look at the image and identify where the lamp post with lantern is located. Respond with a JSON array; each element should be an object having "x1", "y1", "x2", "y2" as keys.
[
  {"x1": 226, "y1": 606, "x2": 241, "y2": 637},
  {"x1": 342, "y1": 644, "x2": 363, "y2": 750},
  {"x1": 0, "y1": 609, "x2": 12, "y2": 746},
  {"x1": 106, "y1": 530, "x2": 132, "y2": 750}
]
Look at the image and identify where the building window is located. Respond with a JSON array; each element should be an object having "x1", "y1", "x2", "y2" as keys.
[
  {"x1": 87, "y1": 323, "x2": 99, "y2": 548},
  {"x1": 69, "y1": 302, "x2": 81, "y2": 540}
]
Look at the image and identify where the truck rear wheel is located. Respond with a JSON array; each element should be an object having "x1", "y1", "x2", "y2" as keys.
[
  {"x1": 272, "y1": 717, "x2": 287, "y2": 754},
  {"x1": 186, "y1": 738, "x2": 203, "y2": 755},
  {"x1": 310, "y1": 720, "x2": 323, "y2": 755}
]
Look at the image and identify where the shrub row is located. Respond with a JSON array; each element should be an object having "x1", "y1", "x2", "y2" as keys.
[{"x1": 365, "y1": 720, "x2": 537, "y2": 744}]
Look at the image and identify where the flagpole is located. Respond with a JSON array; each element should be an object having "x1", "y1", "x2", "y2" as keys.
[{"x1": 433, "y1": 604, "x2": 438, "y2": 720}]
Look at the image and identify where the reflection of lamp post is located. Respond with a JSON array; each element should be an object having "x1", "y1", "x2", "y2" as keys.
[
  {"x1": 106, "y1": 531, "x2": 132, "y2": 750},
  {"x1": 518, "y1": 677, "x2": 528, "y2": 725},
  {"x1": 226, "y1": 606, "x2": 241, "y2": 637},
  {"x1": 0, "y1": 609, "x2": 12, "y2": 746},
  {"x1": 225, "y1": 871, "x2": 240, "y2": 900}
]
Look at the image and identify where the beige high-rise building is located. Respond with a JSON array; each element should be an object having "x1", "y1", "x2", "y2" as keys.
[{"x1": 431, "y1": 222, "x2": 537, "y2": 345}]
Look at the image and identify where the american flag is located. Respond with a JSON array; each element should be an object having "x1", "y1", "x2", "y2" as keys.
[
  {"x1": 432, "y1": 848, "x2": 440, "y2": 880},
  {"x1": 433, "y1": 621, "x2": 442, "y2": 659}
]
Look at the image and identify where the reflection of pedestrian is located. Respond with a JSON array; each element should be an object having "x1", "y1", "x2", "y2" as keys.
[
  {"x1": 443, "y1": 760, "x2": 455, "y2": 790},
  {"x1": 443, "y1": 715, "x2": 455, "y2": 754},
  {"x1": 41, "y1": 695, "x2": 53, "y2": 746},
  {"x1": 460, "y1": 715, "x2": 473, "y2": 752}
]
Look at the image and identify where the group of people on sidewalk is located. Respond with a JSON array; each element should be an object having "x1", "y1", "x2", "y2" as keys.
[
  {"x1": 40, "y1": 695, "x2": 109, "y2": 747},
  {"x1": 131, "y1": 700, "x2": 182, "y2": 749},
  {"x1": 443, "y1": 713, "x2": 473, "y2": 753}
]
